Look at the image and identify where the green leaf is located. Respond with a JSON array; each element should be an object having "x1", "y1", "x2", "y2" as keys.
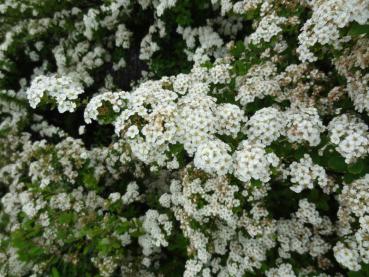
[
  {"x1": 250, "y1": 179, "x2": 262, "y2": 188},
  {"x1": 343, "y1": 173, "x2": 357, "y2": 184},
  {"x1": 327, "y1": 154, "x2": 347, "y2": 173},
  {"x1": 230, "y1": 41, "x2": 246, "y2": 58},
  {"x1": 308, "y1": 188, "x2": 319, "y2": 202},
  {"x1": 348, "y1": 270, "x2": 363, "y2": 277},
  {"x1": 28, "y1": 246, "x2": 44, "y2": 258},
  {"x1": 168, "y1": 233, "x2": 188, "y2": 252},
  {"x1": 348, "y1": 160, "x2": 364, "y2": 175},
  {"x1": 52, "y1": 267, "x2": 60, "y2": 277},
  {"x1": 58, "y1": 212, "x2": 75, "y2": 225},
  {"x1": 308, "y1": 189, "x2": 329, "y2": 211},
  {"x1": 82, "y1": 172, "x2": 98, "y2": 190},
  {"x1": 97, "y1": 102, "x2": 119, "y2": 124},
  {"x1": 233, "y1": 60, "x2": 249, "y2": 75},
  {"x1": 97, "y1": 238, "x2": 111, "y2": 254},
  {"x1": 316, "y1": 199, "x2": 330, "y2": 211},
  {"x1": 348, "y1": 23, "x2": 369, "y2": 36},
  {"x1": 169, "y1": 143, "x2": 185, "y2": 166}
]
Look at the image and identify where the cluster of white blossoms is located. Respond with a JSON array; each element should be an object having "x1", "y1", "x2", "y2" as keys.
[
  {"x1": 0, "y1": 0, "x2": 251, "y2": 97},
  {"x1": 1, "y1": 0, "x2": 369, "y2": 276},
  {"x1": 346, "y1": 73, "x2": 369, "y2": 115},
  {"x1": 244, "y1": 107, "x2": 285, "y2": 146},
  {"x1": 277, "y1": 205, "x2": 333, "y2": 260},
  {"x1": 236, "y1": 62, "x2": 280, "y2": 106},
  {"x1": 168, "y1": 174, "x2": 240, "y2": 225},
  {"x1": 26, "y1": 75, "x2": 84, "y2": 113},
  {"x1": 174, "y1": 91, "x2": 217, "y2": 155},
  {"x1": 233, "y1": 141, "x2": 279, "y2": 183},
  {"x1": 177, "y1": 25, "x2": 225, "y2": 64},
  {"x1": 328, "y1": 114, "x2": 369, "y2": 163},
  {"x1": 84, "y1": 91, "x2": 129, "y2": 124},
  {"x1": 194, "y1": 139, "x2": 232, "y2": 176},
  {"x1": 334, "y1": 174, "x2": 369, "y2": 271},
  {"x1": 115, "y1": 24, "x2": 132, "y2": 49},
  {"x1": 297, "y1": 0, "x2": 369, "y2": 62},
  {"x1": 161, "y1": 172, "x2": 278, "y2": 276},
  {"x1": 285, "y1": 107, "x2": 325, "y2": 146},
  {"x1": 216, "y1": 103, "x2": 245, "y2": 137},
  {"x1": 0, "y1": 90, "x2": 28, "y2": 132},
  {"x1": 248, "y1": 13, "x2": 287, "y2": 45},
  {"x1": 295, "y1": 199, "x2": 323, "y2": 226},
  {"x1": 139, "y1": 209, "x2": 173, "y2": 256},
  {"x1": 139, "y1": 19, "x2": 166, "y2": 61},
  {"x1": 285, "y1": 154, "x2": 328, "y2": 193},
  {"x1": 338, "y1": 174, "x2": 369, "y2": 222},
  {"x1": 333, "y1": 35, "x2": 369, "y2": 116},
  {"x1": 334, "y1": 240, "x2": 362, "y2": 271},
  {"x1": 85, "y1": 63, "x2": 243, "y2": 167},
  {"x1": 266, "y1": 263, "x2": 296, "y2": 277},
  {"x1": 108, "y1": 181, "x2": 141, "y2": 205},
  {"x1": 275, "y1": 63, "x2": 329, "y2": 107},
  {"x1": 155, "y1": 0, "x2": 178, "y2": 16}
]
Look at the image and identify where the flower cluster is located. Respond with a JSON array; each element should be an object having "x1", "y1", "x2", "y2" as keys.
[
  {"x1": 26, "y1": 75, "x2": 84, "y2": 113},
  {"x1": 244, "y1": 107, "x2": 285, "y2": 146},
  {"x1": 194, "y1": 139, "x2": 232, "y2": 176},
  {"x1": 233, "y1": 141, "x2": 279, "y2": 183},
  {"x1": 297, "y1": 0, "x2": 369, "y2": 62},
  {"x1": 328, "y1": 114, "x2": 369, "y2": 163},
  {"x1": 285, "y1": 154, "x2": 328, "y2": 193},
  {"x1": 1, "y1": 0, "x2": 369, "y2": 276}
]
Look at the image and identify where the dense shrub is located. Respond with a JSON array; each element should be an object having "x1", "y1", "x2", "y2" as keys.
[{"x1": 0, "y1": 0, "x2": 369, "y2": 276}]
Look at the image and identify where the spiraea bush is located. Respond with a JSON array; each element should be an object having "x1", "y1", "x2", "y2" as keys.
[{"x1": 0, "y1": 0, "x2": 369, "y2": 276}]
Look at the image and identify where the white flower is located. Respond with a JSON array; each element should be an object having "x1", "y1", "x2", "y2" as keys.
[
  {"x1": 266, "y1": 263, "x2": 296, "y2": 277},
  {"x1": 245, "y1": 107, "x2": 285, "y2": 146},
  {"x1": 334, "y1": 241, "x2": 362, "y2": 271},
  {"x1": 233, "y1": 141, "x2": 279, "y2": 183},
  {"x1": 126, "y1": 125, "x2": 140, "y2": 139},
  {"x1": 194, "y1": 139, "x2": 232, "y2": 176},
  {"x1": 328, "y1": 114, "x2": 369, "y2": 163},
  {"x1": 236, "y1": 62, "x2": 280, "y2": 106},
  {"x1": 286, "y1": 154, "x2": 327, "y2": 193},
  {"x1": 285, "y1": 107, "x2": 324, "y2": 146},
  {"x1": 26, "y1": 75, "x2": 84, "y2": 113},
  {"x1": 216, "y1": 103, "x2": 245, "y2": 137},
  {"x1": 109, "y1": 192, "x2": 121, "y2": 203}
]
